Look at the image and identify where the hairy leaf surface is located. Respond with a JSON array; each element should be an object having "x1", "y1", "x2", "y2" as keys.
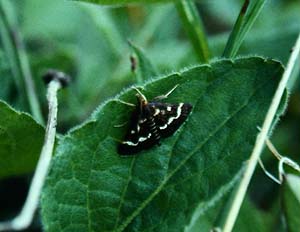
[{"x1": 41, "y1": 57, "x2": 284, "y2": 232}]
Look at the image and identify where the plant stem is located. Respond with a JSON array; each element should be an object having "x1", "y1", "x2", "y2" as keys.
[
  {"x1": 0, "y1": 0, "x2": 44, "y2": 124},
  {"x1": 14, "y1": 31, "x2": 44, "y2": 124},
  {"x1": 0, "y1": 79, "x2": 62, "y2": 231},
  {"x1": 175, "y1": 0, "x2": 210, "y2": 63},
  {"x1": 223, "y1": 0, "x2": 267, "y2": 58},
  {"x1": 222, "y1": 33, "x2": 300, "y2": 232}
]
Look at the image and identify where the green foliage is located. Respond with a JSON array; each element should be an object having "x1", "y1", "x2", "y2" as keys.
[
  {"x1": 186, "y1": 194, "x2": 273, "y2": 232},
  {"x1": 282, "y1": 174, "x2": 300, "y2": 232},
  {"x1": 0, "y1": 100, "x2": 44, "y2": 179},
  {"x1": 175, "y1": 1, "x2": 210, "y2": 63},
  {"x1": 0, "y1": 50, "x2": 14, "y2": 101},
  {"x1": 0, "y1": 0, "x2": 43, "y2": 123},
  {"x1": 41, "y1": 57, "x2": 283, "y2": 231},
  {"x1": 223, "y1": 0, "x2": 267, "y2": 58},
  {"x1": 0, "y1": 0, "x2": 299, "y2": 231},
  {"x1": 128, "y1": 41, "x2": 158, "y2": 83}
]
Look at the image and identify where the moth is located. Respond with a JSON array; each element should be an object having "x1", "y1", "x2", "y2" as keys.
[{"x1": 118, "y1": 86, "x2": 192, "y2": 155}]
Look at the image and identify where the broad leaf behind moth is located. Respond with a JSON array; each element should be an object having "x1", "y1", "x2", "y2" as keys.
[{"x1": 41, "y1": 57, "x2": 285, "y2": 232}]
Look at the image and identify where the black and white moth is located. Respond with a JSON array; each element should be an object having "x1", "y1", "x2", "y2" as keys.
[{"x1": 118, "y1": 87, "x2": 192, "y2": 155}]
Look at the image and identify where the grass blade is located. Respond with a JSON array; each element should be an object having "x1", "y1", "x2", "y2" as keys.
[
  {"x1": 223, "y1": 0, "x2": 267, "y2": 58},
  {"x1": 175, "y1": 0, "x2": 210, "y2": 63},
  {"x1": 0, "y1": 0, "x2": 44, "y2": 124}
]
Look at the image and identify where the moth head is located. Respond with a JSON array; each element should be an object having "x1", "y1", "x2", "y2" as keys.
[
  {"x1": 135, "y1": 93, "x2": 147, "y2": 112},
  {"x1": 133, "y1": 87, "x2": 148, "y2": 109}
]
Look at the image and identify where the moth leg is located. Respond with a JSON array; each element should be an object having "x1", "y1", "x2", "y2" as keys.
[
  {"x1": 112, "y1": 99, "x2": 135, "y2": 127},
  {"x1": 114, "y1": 121, "x2": 128, "y2": 128},
  {"x1": 113, "y1": 99, "x2": 135, "y2": 107},
  {"x1": 111, "y1": 136, "x2": 124, "y2": 143},
  {"x1": 153, "y1": 84, "x2": 179, "y2": 100}
]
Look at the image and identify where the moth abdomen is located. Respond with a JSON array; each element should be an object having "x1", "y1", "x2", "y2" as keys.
[{"x1": 147, "y1": 117, "x2": 160, "y2": 142}]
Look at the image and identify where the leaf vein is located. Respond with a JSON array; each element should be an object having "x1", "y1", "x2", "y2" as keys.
[{"x1": 113, "y1": 157, "x2": 136, "y2": 230}]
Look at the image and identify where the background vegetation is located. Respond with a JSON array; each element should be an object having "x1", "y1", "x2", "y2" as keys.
[{"x1": 0, "y1": 0, "x2": 299, "y2": 231}]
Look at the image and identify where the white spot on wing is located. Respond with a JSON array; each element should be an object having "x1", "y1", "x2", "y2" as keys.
[
  {"x1": 122, "y1": 133, "x2": 152, "y2": 146},
  {"x1": 167, "y1": 106, "x2": 172, "y2": 111},
  {"x1": 159, "y1": 124, "x2": 167, "y2": 130},
  {"x1": 138, "y1": 133, "x2": 151, "y2": 142},
  {"x1": 122, "y1": 141, "x2": 138, "y2": 146},
  {"x1": 159, "y1": 103, "x2": 184, "y2": 130}
]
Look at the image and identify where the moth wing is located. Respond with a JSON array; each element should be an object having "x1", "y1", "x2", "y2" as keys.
[
  {"x1": 118, "y1": 109, "x2": 157, "y2": 155},
  {"x1": 150, "y1": 102, "x2": 192, "y2": 138}
]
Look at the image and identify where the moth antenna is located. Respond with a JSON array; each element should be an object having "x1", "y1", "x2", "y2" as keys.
[
  {"x1": 153, "y1": 84, "x2": 179, "y2": 100},
  {"x1": 164, "y1": 84, "x2": 179, "y2": 98},
  {"x1": 133, "y1": 87, "x2": 148, "y2": 102},
  {"x1": 114, "y1": 121, "x2": 128, "y2": 128}
]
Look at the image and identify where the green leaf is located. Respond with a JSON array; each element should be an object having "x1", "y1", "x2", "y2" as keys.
[
  {"x1": 41, "y1": 57, "x2": 284, "y2": 231},
  {"x1": 0, "y1": 100, "x2": 44, "y2": 179},
  {"x1": 185, "y1": 168, "x2": 244, "y2": 231},
  {"x1": 223, "y1": 0, "x2": 267, "y2": 58},
  {"x1": 211, "y1": 23, "x2": 300, "y2": 64},
  {"x1": 175, "y1": 0, "x2": 210, "y2": 63},
  {"x1": 282, "y1": 174, "x2": 300, "y2": 232},
  {"x1": 233, "y1": 196, "x2": 273, "y2": 232},
  {"x1": 128, "y1": 41, "x2": 158, "y2": 83},
  {"x1": 0, "y1": 0, "x2": 44, "y2": 123},
  {"x1": 0, "y1": 50, "x2": 14, "y2": 101},
  {"x1": 186, "y1": 194, "x2": 273, "y2": 232}
]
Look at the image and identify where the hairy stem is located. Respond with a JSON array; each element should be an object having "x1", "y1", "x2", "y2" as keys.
[{"x1": 0, "y1": 79, "x2": 61, "y2": 231}]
